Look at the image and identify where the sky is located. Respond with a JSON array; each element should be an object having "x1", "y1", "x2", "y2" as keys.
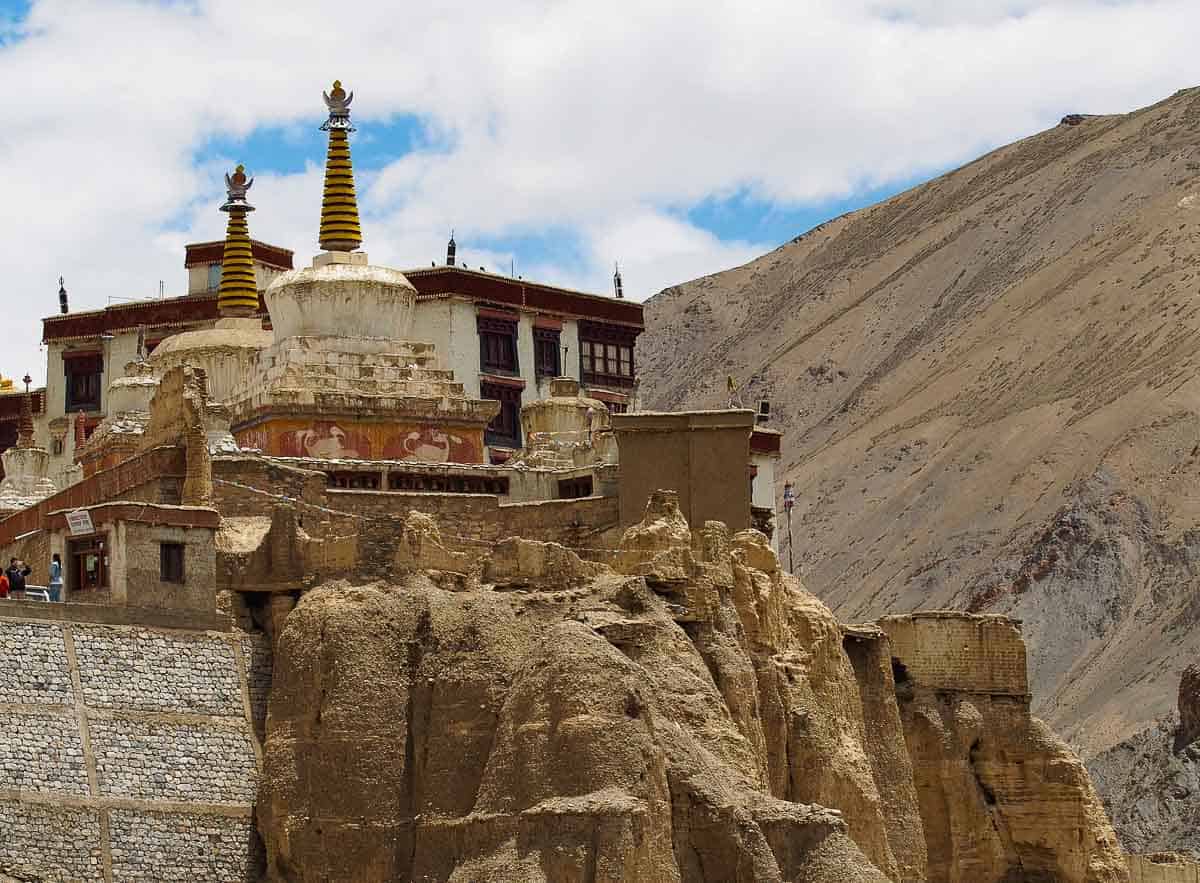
[{"x1": 2, "y1": 0, "x2": 1199, "y2": 384}]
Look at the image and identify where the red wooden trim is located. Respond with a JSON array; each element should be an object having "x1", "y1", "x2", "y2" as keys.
[
  {"x1": 185, "y1": 239, "x2": 294, "y2": 270},
  {"x1": 62, "y1": 349, "x2": 103, "y2": 359},
  {"x1": 533, "y1": 316, "x2": 563, "y2": 330},
  {"x1": 477, "y1": 307, "x2": 521, "y2": 322},
  {"x1": 480, "y1": 374, "x2": 527, "y2": 390},
  {"x1": 46, "y1": 503, "x2": 220, "y2": 531},
  {"x1": 750, "y1": 430, "x2": 782, "y2": 455},
  {"x1": 587, "y1": 389, "x2": 629, "y2": 404},
  {"x1": 404, "y1": 267, "x2": 644, "y2": 328}
]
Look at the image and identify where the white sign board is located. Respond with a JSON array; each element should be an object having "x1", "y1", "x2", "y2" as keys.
[{"x1": 65, "y1": 510, "x2": 95, "y2": 536}]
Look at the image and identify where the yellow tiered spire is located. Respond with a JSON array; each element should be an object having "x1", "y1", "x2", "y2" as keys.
[
  {"x1": 217, "y1": 165, "x2": 259, "y2": 317},
  {"x1": 318, "y1": 80, "x2": 363, "y2": 252}
]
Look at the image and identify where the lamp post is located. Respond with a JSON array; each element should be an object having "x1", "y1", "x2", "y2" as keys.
[{"x1": 782, "y1": 481, "x2": 795, "y2": 574}]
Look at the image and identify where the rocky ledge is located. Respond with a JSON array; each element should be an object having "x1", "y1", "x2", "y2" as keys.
[{"x1": 258, "y1": 491, "x2": 1126, "y2": 883}]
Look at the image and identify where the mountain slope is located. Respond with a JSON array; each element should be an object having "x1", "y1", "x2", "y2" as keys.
[{"x1": 638, "y1": 87, "x2": 1200, "y2": 762}]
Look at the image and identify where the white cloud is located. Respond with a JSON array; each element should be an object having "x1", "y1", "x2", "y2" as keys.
[{"x1": 2, "y1": 0, "x2": 1199, "y2": 384}]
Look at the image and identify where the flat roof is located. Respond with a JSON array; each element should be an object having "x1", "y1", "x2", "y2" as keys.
[
  {"x1": 184, "y1": 239, "x2": 294, "y2": 271},
  {"x1": 43, "y1": 264, "x2": 643, "y2": 343}
]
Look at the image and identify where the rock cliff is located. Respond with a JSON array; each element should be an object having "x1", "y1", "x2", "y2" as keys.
[
  {"x1": 635, "y1": 86, "x2": 1200, "y2": 850},
  {"x1": 258, "y1": 492, "x2": 1125, "y2": 882}
]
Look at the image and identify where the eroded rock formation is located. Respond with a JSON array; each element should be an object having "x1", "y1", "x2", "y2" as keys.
[{"x1": 258, "y1": 492, "x2": 1126, "y2": 882}]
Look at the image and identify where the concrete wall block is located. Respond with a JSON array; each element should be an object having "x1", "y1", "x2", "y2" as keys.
[
  {"x1": 0, "y1": 709, "x2": 89, "y2": 794},
  {"x1": 108, "y1": 808, "x2": 262, "y2": 882},
  {"x1": 0, "y1": 799, "x2": 104, "y2": 878},
  {"x1": 73, "y1": 627, "x2": 242, "y2": 715},
  {"x1": 91, "y1": 716, "x2": 258, "y2": 803},
  {"x1": 0, "y1": 622, "x2": 73, "y2": 706}
]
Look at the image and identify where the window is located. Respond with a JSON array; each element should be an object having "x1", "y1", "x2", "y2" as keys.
[
  {"x1": 604, "y1": 400, "x2": 629, "y2": 415},
  {"x1": 481, "y1": 381, "x2": 522, "y2": 448},
  {"x1": 207, "y1": 264, "x2": 222, "y2": 290},
  {"x1": 160, "y1": 542, "x2": 185, "y2": 583},
  {"x1": 478, "y1": 316, "x2": 519, "y2": 375},
  {"x1": 579, "y1": 322, "x2": 637, "y2": 388},
  {"x1": 64, "y1": 353, "x2": 103, "y2": 412},
  {"x1": 557, "y1": 475, "x2": 594, "y2": 499},
  {"x1": 534, "y1": 328, "x2": 561, "y2": 377}
]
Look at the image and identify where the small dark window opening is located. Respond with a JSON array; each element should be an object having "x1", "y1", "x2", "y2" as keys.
[
  {"x1": 891, "y1": 657, "x2": 909, "y2": 685},
  {"x1": 160, "y1": 542, "x2": 185, "y2": 583},
  {"x1": 326, "y1": 471, "x2": 379, "y2": 490},
  {"x1": 478, "y1": 317, "x2": 519, "y2": 375},
  {"x1": 534, "y1": 328, "x2": 561, "y2": 377},
  {"x1": 64, "y1": 353, "x2": 104, "y2": 412},
  {"x1": 481, "y1": 381, "x2": 522, "y2": 448},
  {"x1": 557, "y1": 475, "x2": 594, "y2": 499}
]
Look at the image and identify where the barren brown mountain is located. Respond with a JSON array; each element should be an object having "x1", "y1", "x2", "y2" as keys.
[{"x1": 638, "y1": 87, "x2": 1200, "y2": 849}]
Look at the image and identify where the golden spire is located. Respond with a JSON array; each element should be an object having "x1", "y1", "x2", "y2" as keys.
[
  {"x1": 218, "y1": 164, "x2": 258, "y2": 317},
  {"x1": 318, "y1": 80, "x2": 363, "y2": 252}
]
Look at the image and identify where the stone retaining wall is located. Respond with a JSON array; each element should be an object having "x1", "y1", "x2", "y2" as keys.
[
  {"x1": 1128, "y1": 855, "x2": 1200, "y2": 883},
  {"x1": 0, "y1": 616, "x2": 268, "y2": 882},
  {"x1": 879, "y1": 611, "x2": 1029, "y2": 696}
]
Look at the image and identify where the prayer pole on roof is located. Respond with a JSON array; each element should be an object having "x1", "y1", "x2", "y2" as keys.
[
  {"x1": 318, "y1": 80, "x2": 363, "y2": 252},
  {"x1": 217, "y1": 165, "x2": 259, "y2": 317}
]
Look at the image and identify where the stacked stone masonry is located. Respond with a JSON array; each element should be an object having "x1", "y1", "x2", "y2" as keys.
[
  {"x1": 0, "y1": 618, "x2": 262, "y2": 882},
  {"x1": 879, "y1": 612, "x2": 1029, "y2": 696},
  {"x1": 0, "y1": 800, "x2": 104, "y2": 880}
]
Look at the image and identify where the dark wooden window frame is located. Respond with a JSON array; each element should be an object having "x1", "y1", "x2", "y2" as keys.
[
  {"x1": 481, "y1": 380, "x2": 523, "y2": 448},
  {"x1": 534, "y1": 327, "x2": 561, "y2": 377},
  {"x1": 578, "y1": 322, "x2": 637, "y2": 388},
  {"x1": 63, "y1": 352, "x2": 104, "y2": 413},
  {"x1": 478, "y1": 316, "x2": 519, "y2": 376}
]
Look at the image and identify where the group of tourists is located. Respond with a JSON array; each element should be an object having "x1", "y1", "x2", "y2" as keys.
[{"x1": 0, "y1": 555, "x2": 63, "y2": 602}]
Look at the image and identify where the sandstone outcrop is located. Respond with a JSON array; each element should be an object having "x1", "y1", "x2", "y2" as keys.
[{"x1": 258, "y1": 491, "x2": 1126, "y2": 882}]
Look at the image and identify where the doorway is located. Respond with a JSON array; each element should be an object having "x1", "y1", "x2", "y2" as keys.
[{"x1": 67, "y1": 534, "x2": 108, "y2": 593}]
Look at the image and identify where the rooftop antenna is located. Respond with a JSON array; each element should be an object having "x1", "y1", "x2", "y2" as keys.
[
  {"x1": 613, "y1": 262, "x2": 624, "y2": 299},
  {"x1": 446, "y1": 230, "x2": 456, "y2": 266},
  {"x1": 510, "y1": 257, "x2": 515, "y2": 278},
  {"x1": 57, "y1": 276, "x2": 68, "y2": 314}
]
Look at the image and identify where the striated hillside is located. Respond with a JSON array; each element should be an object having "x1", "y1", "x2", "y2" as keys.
[{"x1": 637, "y1": 86, "x2": 1200, "y2": 766}]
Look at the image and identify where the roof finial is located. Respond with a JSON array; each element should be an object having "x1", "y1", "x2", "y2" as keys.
[
  {"x1": 58, "y1": 276, "x2": 68, "y2": 315},
  {"x1": 217, "y1": 164, "x2": 259, "y2": 318},
  {"x1": 318, "y1": 79, "x2": 363, "y2": 252},
  {"x1": 17, "y1": 375, "x2": 33, "y2": 449},
  {"x1": 613, "y1": 262, "x2": 624, "y2": 299},
  {"x1": 447, "y1": 229, "x2": 457, "y2": 266}
]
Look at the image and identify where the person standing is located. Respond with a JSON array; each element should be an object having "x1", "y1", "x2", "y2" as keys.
[
  {"x1": 48, "y1": 553, "x2": 63, "y2": 603},
  {"x1": 6, "y1": 558, "x2": 30, "y2": 599}
]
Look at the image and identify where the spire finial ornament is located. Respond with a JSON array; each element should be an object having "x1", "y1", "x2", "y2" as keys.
[
  {"x1": 217, "y1": 164, "x2": 259, "y2": 317},
  {"x1": 613, "y1": 262, "x2": 624, "y2": 299},
  {"x1": 318, "y1": 79, "x2": 363, "y2": 252},
  {"x1": 18, "y1": 375, "x2": 34, "y2": 449},
  {"x1": 447, "y1": 230, "x2": 457, "y2": 266},
  {"x1": 58, "y1": 276, "x2": 68, "y2": 314}
]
